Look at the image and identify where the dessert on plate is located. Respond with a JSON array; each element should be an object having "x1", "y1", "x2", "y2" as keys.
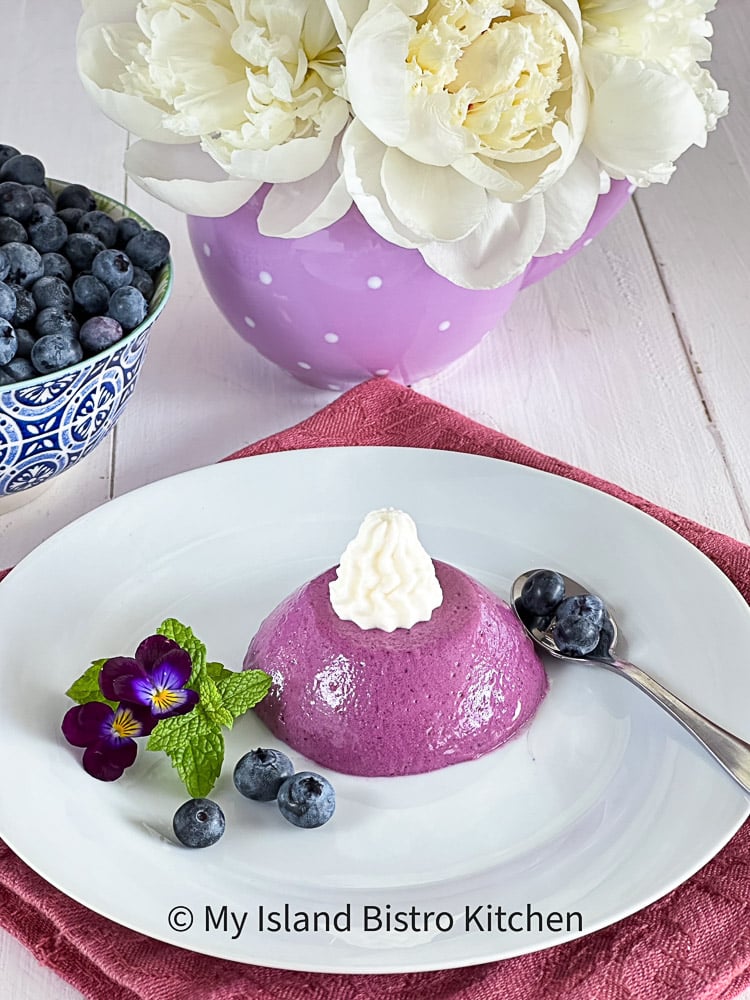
[{"x1": 244, "y1": 509, "x2": 547, "y2": 777}]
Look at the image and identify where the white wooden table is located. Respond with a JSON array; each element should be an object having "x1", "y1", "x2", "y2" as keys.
[{"x1": 1, "y1": 1, "x2": 749, "y2": 997}]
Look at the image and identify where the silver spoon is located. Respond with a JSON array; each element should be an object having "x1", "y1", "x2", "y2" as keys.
[{"x1": 512, "y1": 569, "x2": 750, "y2": 795}]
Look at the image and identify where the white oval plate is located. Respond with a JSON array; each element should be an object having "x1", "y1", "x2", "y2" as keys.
[{"x1": 1, "y1": 447, "x2": 749, "y2": 973}]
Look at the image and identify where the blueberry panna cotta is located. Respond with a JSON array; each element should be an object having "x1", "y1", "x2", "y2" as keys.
[
  {"x1": 173, "y1": 799, "x2": 226, "y2": 848},
  {"x1": 277, "y1": 772, "x2": 336, "y2": 829},
  {"x1": 233, "y1": 748, "x2": 294, "y2": 802}
]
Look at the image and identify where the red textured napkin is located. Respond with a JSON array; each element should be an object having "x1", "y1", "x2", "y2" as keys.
[{"x1": 2, "y1": 378, "x2": 750, "y2": 1000}]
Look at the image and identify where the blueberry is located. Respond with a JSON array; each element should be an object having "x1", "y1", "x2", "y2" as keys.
[
  {"x1": 28, "y1": 214, "x2": 67, "y2": 254},
  {"x1": 589, "y1": 616, "x2": 616, "y2": 659},
  {"x1": 233, "y1": 748, "x2": 294, "y2": 802},
  {"x1": 0, "y1": 318, "x2": 17, "y2": 365},
  {"x1": 32, "y1": 275, "x2": 73, "y2": 312},
  {"x1": 31, "y1": 333, "x2": 83, "y2": 374},
  {"x1": 0, "y1": 181, "x2": 33, "y2": 223},
  {"x1": 77, "y1": 210, "x2": 118, "y2": 248},
  {"x1": 2, "y1": 242, "x2": 43, "y2": 287},
  {"x1": 13, "y1": 326, "x2": 35, "y2": 359},
  {"x1": 116, "y1": 216, "x2": 142, "y2": 249},
  {"x1": 0, "y1": 281, "x2": 16, "y2": 321},
  {"x1": 0, "y1": 154, "x2": 45, "y2": 187},
  {"x1": 0, "y1": 368, "x2": 15, "y2": 386},
  {"x1": 130, "y1": 265, "x2": 154, "y2": 301},
  {"x1": 56, "y1": 183, "x2": 96, "y2": 213},
  {"x1": 108, "y1": 285, "x2": 147, "y2": 331},
  {"x1": 553, "y1": 615, "x2": 601, "y2": 658},
  {"x1": 125, "y1": 229, "x2": 170, "y2": 271},
  {"x1": 520, "y1": 570, "x2": 566, "y2": 617},
  {"x1": 56, "y1": 207, "x2": 84, "y2": 233},
  {"x1": 173, "y1": 798, "x2": 225, "y2": 848},
  {"x1": 0, "y1": 145, "x2": 20, "y2": 167},
  {"x1": 11, "y1": 286, "x2": 36, "y2": 326},
  {"x1": 79, "y1": 315, "x2": 123, "y2": 353},
  {"x1": 2, "y1": 356, "x2": 35, "y2": 382},
  {"x1": 27, "y1": 185, "x2": 56, "y2": 209},
  {"x1": 64, "y1": 232, "x2": 105, "y2": 272},
  {"x1": 92, "y1": 248, "x2": 133, "y2": 291},
  {"x1": 29, "y1": 202, "x2": 55, "y2": 224},
  {"x1": 73, "y1": 273, "x2": 109, "y2": 315},
  {"x1": 277, "y1": 772, "x2": 336, "y2": 829},
  {"x1": 0, "y1": 247, "x2": 7, "y2": 282},
  {"x1": 41, "y1": 252, "x2": 73, "y2": 283},
  {"x1": 0, "y1": 218, "x2": 27, "y2": 245},
  {"x1": 35, "y1": 306, "x2": 79, "y2": 339},
  {"x1": 555, "y1": 594, "x2": 605, "y2": 629}
]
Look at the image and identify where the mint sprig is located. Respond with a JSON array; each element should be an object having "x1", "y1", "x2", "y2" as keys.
[{"x1": 65, "y1": 619, "x2": 271, "y2": 798}]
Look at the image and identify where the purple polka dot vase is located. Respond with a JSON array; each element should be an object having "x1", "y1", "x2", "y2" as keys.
[{"x1": 188, "y1": 180, "x2": 633, "y2": 391}]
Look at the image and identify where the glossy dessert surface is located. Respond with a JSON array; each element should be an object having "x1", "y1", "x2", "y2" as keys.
[{"x1": 246, "y1": 560, "x2": 547, "y2": 777}]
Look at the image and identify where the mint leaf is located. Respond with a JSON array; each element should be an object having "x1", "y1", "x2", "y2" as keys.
[
  {"x1": 156, "y1": 618, "x2": 206, "y2": 686},
  {"x1": 206, "y1": 661, "x2": 232, "y2": 682},
  {"x1": 216, "y1": 670, "x2": 272, "y2": 720},
  {"x1": 65, "y1": 659, "x2": 116, "y2": 709},
  {"x1": 147, "y1": 711, "x2": 224, "y2": 799},
  {"x1": 196, "y1": 673, "x2": 234, "y2": 730}
]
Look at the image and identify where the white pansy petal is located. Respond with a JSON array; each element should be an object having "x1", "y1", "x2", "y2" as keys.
[
  {"x1": 341, "y1": 119, "x2": 424, "y2": 249},
  {"x1": 258, "y1": 140, "x2": 352, "y2": 238},
  {"x1": 381, "y1": 148, "x2": 486, "y2": 242},
  {"x1": 125, "y1": 140, "x2": 261, "y2": 216},
  {"x1": 537, "y1": 148, "x2": 602, "y2": 255},
  {"x1": 204, "y1": 99, "x2": 349, "y2": 183},
  {"x1": 585, "y1": 51, "x2": 707, "y2": 183},
  {"x1": 420, "y1": 195, "x2": 546, "y2": 290}
]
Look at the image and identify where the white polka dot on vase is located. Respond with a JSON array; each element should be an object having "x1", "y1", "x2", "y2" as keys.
[
  {"x1": 375, "y1": 369, "x2": 390, "y2": 376},
  {"x1": 202, "y1": 243, "x2": 211, "y2": 257},
  {"x1": 583, "y1": 238, "x2": 593, "y2": 247},
  {"x1": 324, "y1": 332, "x2": 339, "y2": 344},
  {"x1": 438, "y1": 320, "x2": 451, "y2": 331},
  {"x1": 297, "y1": 361, "x2": 312, "y2": 370},
  {"x1": 243, "y1": 316, "x2": 256, "y2": 328},
  {"x1": 259, "y1": 270, "x2": 273, "y2": 285},
  {"x1": 327, "y1": 384, "x2": 342, "y2": 391},
  {"x1": 367, "y1": 275, "x2": 383, "y2": 289}
]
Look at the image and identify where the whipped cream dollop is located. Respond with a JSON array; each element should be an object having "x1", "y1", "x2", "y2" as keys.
[{"x1": 328, "y1": 509, "x2": 443, "y2": 632}]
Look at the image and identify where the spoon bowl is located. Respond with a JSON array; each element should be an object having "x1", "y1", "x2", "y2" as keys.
[{"x1": 511, "y1": 568, "x2": 750, "y2": 795}]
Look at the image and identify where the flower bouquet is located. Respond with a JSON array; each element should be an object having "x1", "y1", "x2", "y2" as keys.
[{"x1": 77, "y1": 0, "x2": 728, "y2": 384}]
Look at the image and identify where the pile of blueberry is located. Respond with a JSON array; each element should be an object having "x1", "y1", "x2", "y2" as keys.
[
  {"x1": 0, "y1": 144, "x2": 170, "y2": 386},
  {"x1": 172, "y1": 748, "x2": 336, "y2": 848},
  {"x1": 518, "y1": 569, "x2": 614, "y2": 658}
]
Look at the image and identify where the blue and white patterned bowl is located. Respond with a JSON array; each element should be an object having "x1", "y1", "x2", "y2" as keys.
[{"x1": 0, "y1": 180, "x2": 173, "y2": 505}]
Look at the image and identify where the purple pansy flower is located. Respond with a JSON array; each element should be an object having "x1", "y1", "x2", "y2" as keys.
[
  {"x1": 62, "y1": 701, "x2": 156, "y2": 781},
  {"x1": 100, "y1": 634, "x2": 198, "y2": 720}
]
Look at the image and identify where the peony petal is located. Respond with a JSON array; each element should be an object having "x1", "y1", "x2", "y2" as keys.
[
  {"x1": 258, "y1": 139, "x2": 353, "y2": 238},
  {"x1": 541, "y1": 0, "x2": 583, "y2": 45},
  {"x1": 125, "y1": 140, "x2": 261, "y2": 216},
  {"x1": 584, "y1": 51, "x2": 707, "y2": 184},
  {"x1": 536, "y1": 147, "x2": 602, "y2": 256},
  {"x1": 419, "y1": 194, "x2": 546, "y2": 290},
  {"x1": 323, "y1": 0, "x2": 369, "y2": 44},
  {"x1": 380, "y1": 149, "x2": 487, "y2": 243},
  {"x1": 341, "y1": 119, "x2": 425, "y2": 249},
  {"x1": 202, "y1": 98, "x2": 349, "y2": 184},
  {"x1": 76, "y1": 0, "x2": 185, "y2": 144}
]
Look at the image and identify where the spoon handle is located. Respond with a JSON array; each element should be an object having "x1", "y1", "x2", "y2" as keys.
[{"x1": 608, "y1": 657, "x2": 750, "y2": 794}]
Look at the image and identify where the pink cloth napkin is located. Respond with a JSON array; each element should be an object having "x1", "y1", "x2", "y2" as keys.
[{"x1": 2, "y1": 377, "x2": 750, "y2": 1000}]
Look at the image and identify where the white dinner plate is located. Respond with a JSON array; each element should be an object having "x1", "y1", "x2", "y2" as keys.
[{"x1": 1, "y1": 447, "x2": 749, "y2": 973}]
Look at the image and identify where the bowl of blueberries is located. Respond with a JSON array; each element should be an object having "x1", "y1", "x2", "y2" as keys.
[{"x1": 0, "y1": 143, "x2": 172, "y2": 508}]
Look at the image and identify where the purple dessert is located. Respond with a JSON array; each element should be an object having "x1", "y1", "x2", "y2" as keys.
[{"x1": 245, "y1": 560, "x2": 547, "y2": 777}]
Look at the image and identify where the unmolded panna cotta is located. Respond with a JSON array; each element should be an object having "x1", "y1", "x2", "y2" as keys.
[{"x1": 245, "y1": 556, "x2": 547, "y2": 778}]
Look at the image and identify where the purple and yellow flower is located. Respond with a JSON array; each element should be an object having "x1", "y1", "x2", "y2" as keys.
[
  {"x1": 99, "y1": 634, "x2": 198, "y2": 720},
  {"x1": 61, "y1": 701, "x2": 156, "y2": 781}
]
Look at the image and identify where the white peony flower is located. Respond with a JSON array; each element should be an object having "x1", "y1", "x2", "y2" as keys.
[
  {"x1": 580, "y1": 0, "x2": 728, "y2": 184},
  {"x1": 77, "y1": 0, "x2": 351, "y2": 215},
  {"x1": 328, "y1": 0, "x2": 598, "y2": 288}
]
